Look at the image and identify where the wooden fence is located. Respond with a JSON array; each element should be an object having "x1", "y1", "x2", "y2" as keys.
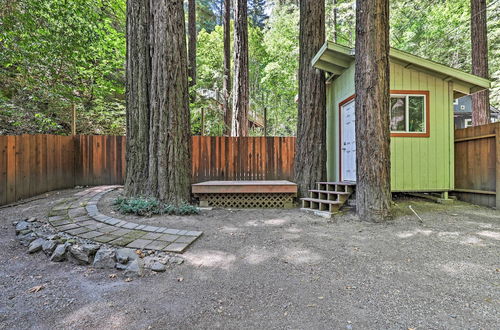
[
  {"x1": 192, "y1": 136, "x2": 295, "y2": 182},
  {"x1": 0, "y1": 135, "x2": 295, "y2": 206},
  {"x1": 0, "y1": 135, "x2": 126, "y2": 206},
  {"x1": 454, "y1": 122, "x2": 500, "y2": 208}
]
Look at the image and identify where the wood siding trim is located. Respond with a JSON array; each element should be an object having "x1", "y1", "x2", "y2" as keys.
[{"x1": 389, "y1": 90, "x2": 430, "y2": 138}]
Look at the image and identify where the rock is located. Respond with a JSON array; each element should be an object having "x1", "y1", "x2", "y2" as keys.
[
  {"x1": 169, "y1": 256, "x2": 184, "y2": 265},
  {"x1": 17, "y1": 232, "x2": 37, "y2": 247},
  {"x1": 46, "y1": 234, "x2": 60, "y2": 241},
  {"x1": 42, "y1": 240, "x2": 58, "y2": 255},
  {"x1": 27, "y1": 217, "x2": 37, "y2": 223},
  {"x1": 28, "y1": 238, "x2": 46, "y2": 254},
  {"x1": 115, "y1": 248, "x2": 138, "y2": 264},
  {"x1": 68, "y1": 245, "x2": 92, "y2": 265},
  {"x1": 124, "y1": 259, "x2": 144, "y2": 277},
  {"x1": 82, "y1": 244, "x2": 100, "y2": 256},
  {"x1": 143, "y1": 256, "x2": 157, "y2": 269},
  {"x1": 50, "y1": 244, "x2": 67, "y2": 262},
  {"x1": 115, "y1": 262, "x2": 128, "y2": 271},
  {"x1": 93, "y1": 248, "x2": 116, "y2": 269},
  {"x1": 151, "y1": 262, "x2": 166, "y2": 272},
  {"x1": 15, "y1": 221, "x2": 31, "y2": 234}
]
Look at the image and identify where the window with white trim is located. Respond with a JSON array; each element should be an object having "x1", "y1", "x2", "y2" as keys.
[{"x1": 390, "y1": 94, "x2": 426, "y2": 133}]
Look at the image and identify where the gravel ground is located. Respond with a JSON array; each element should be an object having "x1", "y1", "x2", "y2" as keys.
[{"x1": 0, "y1": 187, "x2": 499, "y2": 329}]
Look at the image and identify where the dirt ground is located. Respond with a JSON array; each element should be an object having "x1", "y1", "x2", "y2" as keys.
[{"x1": 0, "y1": 187, "x2": 499, "y2": 330}]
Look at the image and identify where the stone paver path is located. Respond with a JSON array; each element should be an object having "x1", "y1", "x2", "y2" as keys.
[{"x1": 47, "y1": 186, "x2": 202, "y2": 253}]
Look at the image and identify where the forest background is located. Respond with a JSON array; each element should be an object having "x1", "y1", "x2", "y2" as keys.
[{"x1": 1, "y1": 0, "x2": 499, "y2": 136}]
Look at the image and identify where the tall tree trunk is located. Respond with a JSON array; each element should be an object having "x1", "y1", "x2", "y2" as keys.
[
  {"x1": 223, "y1": 0, "x2": 232, "y2": 136},
  {"x1": 188, "y1": 0, "x2": 197, "y2": 88},
  {"x1": 125, "y1": 0, "x2": 151, "y2": 197},
  {"x1": 333, "y1": 0, "x2": 337, "y2": 43},
  {"x1": 471, "y1": 0, "x2": 490, "y2": 126},
  {"x1": 354, "y1": 0, "x2": 391, "y2": 222},
  {"x1": 294, "y1": 0, "x2": 326, "y2": 198},
  {"x1": 125, "y1": 0, "x2": 191, "y2": 205},
  {"x1": 232, "y1": 0, "x2": 249, "y2": 137}
]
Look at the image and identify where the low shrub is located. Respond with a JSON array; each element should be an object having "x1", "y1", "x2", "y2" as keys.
[{"x1": 114, "y1": 196, "x2": 199, "y2": 217}]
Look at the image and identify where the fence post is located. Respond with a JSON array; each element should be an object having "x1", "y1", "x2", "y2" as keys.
[{"x1": 496, "y1": 128, "x2": 500, "y2": 209}]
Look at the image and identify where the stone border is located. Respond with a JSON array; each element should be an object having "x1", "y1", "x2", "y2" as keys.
[{"x1": 48, "y1": 186, "x2": 202, "y2": 253}]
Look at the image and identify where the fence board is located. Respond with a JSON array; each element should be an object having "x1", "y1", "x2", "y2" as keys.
[{"x1": 0, "y1": 136, "x2": 7, "y2": 205}]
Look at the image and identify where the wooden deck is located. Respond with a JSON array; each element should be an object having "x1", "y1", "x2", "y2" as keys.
[
  {"x1": 192, "y1": 180, "x2": 297, "y2": 208},
  {"x1": 192, "y1": 180, "x2": 297, "y2": 194}
]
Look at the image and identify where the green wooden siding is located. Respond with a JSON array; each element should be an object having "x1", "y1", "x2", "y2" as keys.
[{"x1": 327, "y1": 61, "x2": 455, "y2": 192}]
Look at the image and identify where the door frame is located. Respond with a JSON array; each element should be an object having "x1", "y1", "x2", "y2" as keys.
[{"x1": 338, "y1": 94, "x2": 356, "y2": 182}]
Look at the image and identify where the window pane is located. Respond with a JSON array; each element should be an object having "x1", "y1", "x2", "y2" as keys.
[
  {"x1": 408, "y1": 96, "x2": 425, "y2": 132},
  {"x1": 390, "y1": 96, "x2": 406, "y2": 131}
]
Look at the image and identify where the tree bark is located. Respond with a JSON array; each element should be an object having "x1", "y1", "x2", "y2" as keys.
[
  {"x1": 223, "y1": 0, "x2": 232, "y2": 136},
  {"x1": 294, "y1": 0, "x2": 326, "y2": 198},
  {"x1": 471, "y1": 0, "x2": 490, "y2": 126},
  {"x1": 125, "y1": 0, "x2": 151, "y2": 197},
  {"x1": 333, "y1": 0, "x2": 337, "y2": 43},
  {"x1": 125, "y1": 0, "x2": 191, "y2": 205},
  {"x1": 232, "y1": 0, "x2": 249, "y2": 137},
  {"x1": 354, "y1": 0, "x2": 392, "y2": 222},
  {"x1": 188, "y1": 0, "x2": 197, "y2": 88}
]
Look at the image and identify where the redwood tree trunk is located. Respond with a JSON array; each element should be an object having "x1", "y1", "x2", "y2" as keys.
[
  {"x1": 188, "y1": 0, "x2": 197, "y2": 87},
  {"x1": 294, "y1": 0, "x2": 326, "y2": 198},
  {"x1": 232, "y1": 0, "x2": 249, "y2": 137},
  {"x1": 354, "y1": 0, "x2": 391, "y2": 222},
  {"x1": 223, "y1": 0, "x2": 232, "y2": 136},
  {"x1": 471, "y1": 0, "x2": 490, "y2": 126},
  {"x1": 125, "y1": 0, "x2": 191, "y2": 205},
  {"x1": 125, "y1": 0, "x2": 151, "y2": 197}
]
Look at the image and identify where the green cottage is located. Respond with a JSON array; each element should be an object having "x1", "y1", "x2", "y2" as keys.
[{"x1": 310, "y1": 42, "x2": 490, "y2": 196}]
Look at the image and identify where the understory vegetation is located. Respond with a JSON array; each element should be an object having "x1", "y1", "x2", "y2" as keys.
[
  {"x1": 0, "y1": 0, "x2": 499, "y2": 135},
  {"x1": 114, "y1": 196, "x2": 200, "y2": 217}
]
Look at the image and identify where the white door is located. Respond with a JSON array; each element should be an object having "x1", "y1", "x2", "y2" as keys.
[{"x1": 341, "y1": 100, "x2": 356, "y2": 182}]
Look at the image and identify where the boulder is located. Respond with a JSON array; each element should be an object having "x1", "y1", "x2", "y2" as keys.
[
  {"x1": 68, "y1": 245, "x2": 92, "y2": 265},
  {"x1": 93, "y1": 248, "x2": 116, "y2": 269},
  {"x1": 143, "y1": 256, "x2": 157, "y2": 269},
  {"x1": 124, "y1": 259, "x2": 144, "y2": 277},
  {"x1": 17, "y1": 232, "x2": 37, "y2": 247},
  {"x1": 50, "y1": 244, "x2": 67, "y2": 262},
  {"x1": 115, "y1": 248, "x2": 138, "y2": 264},
  {"x1": 82, "y1": 244, "x2": 101, "y2": 256},
  {"x1": 28, "y1": 238, "x2": 46, "y2": 254},
  {"x1": 42, "y1": 240, "x2": 58, "y2": 255},
  {"x1": 15, "y1": 221, "x2": 31, "y2": 234},
  {"x1": 151, "y1": 262, "x2": 166, "y2": 272},
  {"x1": 115, "y1": 262, "x2": 128, "y2": 271},
  {"x1": 169, "y1": 256, "x2": 184, "y2": 265}
]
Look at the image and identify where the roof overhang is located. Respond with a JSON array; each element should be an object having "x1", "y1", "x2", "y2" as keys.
[{"x1": 312, "y1": 41, "x2": 491, "y2": 96}]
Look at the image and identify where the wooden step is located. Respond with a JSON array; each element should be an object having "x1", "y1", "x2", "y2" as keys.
[
  {"x1": 308, "y1": 189, "x2": 351, "y2": 195},
  {"x1": 301, "y1": 198, "x2": 342, "y2": 213},
  {"x1": 300, "y1": 197, "x2": 342, "y2": 205},
  {"x1": 316, "y1": 181, "x2": 356, "y2": 186}
]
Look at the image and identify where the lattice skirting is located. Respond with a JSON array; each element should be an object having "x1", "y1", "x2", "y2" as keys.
[{"x1": 195, "y1": 193, "x2": 296, "y2": 208}]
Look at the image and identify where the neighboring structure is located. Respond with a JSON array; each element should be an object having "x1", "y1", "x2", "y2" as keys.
[
  {"x1": 311, "y1": 42, "x2": 491, "y2": 194},
  {"x1": 453, "y1": 95, "x2": 499, "y2": 129}
]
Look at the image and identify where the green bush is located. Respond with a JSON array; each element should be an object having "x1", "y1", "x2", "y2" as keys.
[{"x1": 114, "y1": 196, "x2": 199, "y2": 217}]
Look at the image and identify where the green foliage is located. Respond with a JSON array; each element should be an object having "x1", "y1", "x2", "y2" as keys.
[
  {"x1": 114, "y1": 196, "x2": 200, "y2": 217},
  {"x1": 0, "y1": 0, "x2": 126, "y2": 135},
  {"x1": 2, "y1": 0, "x2": 499, "y2": 137}
]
